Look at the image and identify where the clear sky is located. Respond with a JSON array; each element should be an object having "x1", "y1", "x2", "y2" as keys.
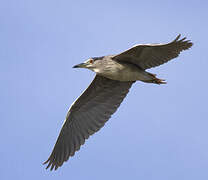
[{"x1": 1, "y1": 0, "x2": 208, "y2": 179}]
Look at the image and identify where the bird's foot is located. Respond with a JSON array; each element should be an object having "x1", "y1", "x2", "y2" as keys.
[{"x1": 154, "y1": 78, "x2": 166, "y2": 85}]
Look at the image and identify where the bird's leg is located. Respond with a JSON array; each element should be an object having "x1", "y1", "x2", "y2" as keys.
[
  {"x1": 142, "y1": 72, "x2": 167, "y2": 85},
  {"x1": 153, "y1": 78, "x2": 167, "y2": 84}
]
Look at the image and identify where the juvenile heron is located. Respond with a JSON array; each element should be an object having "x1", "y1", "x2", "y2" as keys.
[{"x1": 44, "y1": 34, "x2": 193, "y2": 170}]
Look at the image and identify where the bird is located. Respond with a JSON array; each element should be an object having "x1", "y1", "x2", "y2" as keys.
[{"x1": 44, "y1": 34, "x2": 193, "y2": 170}]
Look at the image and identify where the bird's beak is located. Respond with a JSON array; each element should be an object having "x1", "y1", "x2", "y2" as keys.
[{"x1": 73, "y1": 63, "x2": 86, "y2": 68}]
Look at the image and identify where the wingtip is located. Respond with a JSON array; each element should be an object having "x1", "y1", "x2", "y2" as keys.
[
  {"x1": 43, "y1": 156, "x2": 62, "y2": 171},
  {"x1": 43, "y1": 159, "x2": 49, "y2": 165},
  {"x1": 43, "y1": 158, "x2": 54, "y2": 170},
  {"x1": 173, "y1": 34, "x2": 193, "y2": 49},
  {"x1": 174, "y1": 34, "x2": 188, "y2": 42},
  {"x1": 174, "y1": 34, "x2": 181, "y2": 41}
]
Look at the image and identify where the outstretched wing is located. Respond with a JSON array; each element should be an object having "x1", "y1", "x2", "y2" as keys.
[
  {"x1": 113, "y1": 34, "x2": 193, "y2": 70},
  {"x1": 44, "y1": 75, "x2": 134, "y2": 170}
]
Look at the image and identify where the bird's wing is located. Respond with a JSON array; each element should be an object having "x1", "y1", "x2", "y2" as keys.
[
  {"x1": 44, "y1": 75, "x2": 134, "y2": 170},
  {"x1": 112, "y1": 34, "x2": 193, "y2": 70}
]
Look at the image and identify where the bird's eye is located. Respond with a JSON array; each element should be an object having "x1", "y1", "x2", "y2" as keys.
[{"x1": 89, "y1": 59, "x2": 94, "y2": 64}]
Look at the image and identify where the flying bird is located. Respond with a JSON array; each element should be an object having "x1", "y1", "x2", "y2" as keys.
[{"x1": 44, "y1": 34, "x2": 193, "y2": 170}]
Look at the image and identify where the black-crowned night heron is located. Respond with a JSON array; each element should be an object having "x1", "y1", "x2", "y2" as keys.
[{"x1": 44, "y1": 34, "x2": 193, "y2": 170}]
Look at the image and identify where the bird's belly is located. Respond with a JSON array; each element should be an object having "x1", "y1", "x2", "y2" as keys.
[{"x1": 100, "y1": 63, "x2": 151, "y2": 82}]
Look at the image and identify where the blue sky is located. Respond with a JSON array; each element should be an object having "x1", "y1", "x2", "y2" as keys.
[{"x1": 1, "y1": 0, "x2": 208, "y2": 179}]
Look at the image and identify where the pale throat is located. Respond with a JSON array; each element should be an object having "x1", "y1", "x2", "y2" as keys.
[{"x1": 92, "y1": 68, "x2": 101, "y2": 73}]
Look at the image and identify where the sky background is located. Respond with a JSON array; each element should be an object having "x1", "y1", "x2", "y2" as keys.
[{"x1": 1, "y1": 0, "x2": 208, "y2": 179}]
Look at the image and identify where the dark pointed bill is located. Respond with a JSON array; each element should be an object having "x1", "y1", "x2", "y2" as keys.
[{"x1": 73, "y1": 63, "x2": 87, "y2": 68}]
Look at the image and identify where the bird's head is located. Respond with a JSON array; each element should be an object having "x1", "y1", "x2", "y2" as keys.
[{"x1": 73, "y1": 57, "x2": 104, "y2": 73}]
